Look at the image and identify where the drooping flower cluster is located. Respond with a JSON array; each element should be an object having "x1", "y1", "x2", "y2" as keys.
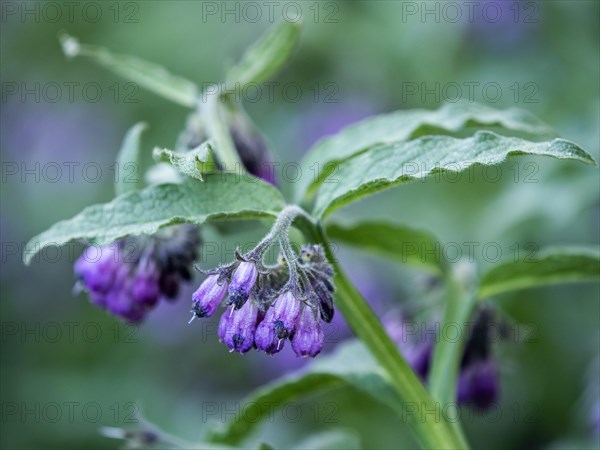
[
  {"x1": 74, "y1": 225, "x2": 200, "y2": 323},
  {"x1": 191, "y1": 244, "x2": 334, "y2": 358},
  {"x1": 386, "y1": 305, "x2": 502, "y2": 410}
]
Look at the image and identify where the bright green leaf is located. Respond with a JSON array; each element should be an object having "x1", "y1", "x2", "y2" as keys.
[
  {"x1": 153, "y1": 143, "x2": 216, "y2": 182},
  {"x1": 208, "y1": 341, "x2": 406, "y2": 446},
  {"x1": 59, "y1": 33, "x2": 198, "y2": 107},
  {"x1": 326, "y1": 221, "x2": 445, "y2": 275},
  {"x1": 24, "y1": 174, "x2": 285, "y2": 264},
  {"x1": 477, "y1": 247, "x2": 600, "y2": 298},
  {"x1": 225, "y1": 21, "x2": 302, "y2": 88},
  {"x1": 296, "y1": 101, "x2": 557, "y2": 202},
  {"x1": 312, "y1": 131, "x2": 596, "y2": 218},
  {"x1": 115, "y1": 122, "x2": 147, "y2": 196}
]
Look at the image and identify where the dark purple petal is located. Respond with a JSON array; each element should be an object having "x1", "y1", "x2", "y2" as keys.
[
  {"x1": 291, "y1": 306, "x2": 323, "y2": 358},
  {"x1": 159, "y1": 272, "x2": 180, "y2": 299},
  {"x1": 192, "y1": 274, "x2": 228, "y2": 318},
  {"x1": 457, "y1": 360, "x2": 499, "y2": 410}
]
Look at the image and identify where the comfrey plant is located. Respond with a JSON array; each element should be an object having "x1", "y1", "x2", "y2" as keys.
[{"x1": 25, "y1": 23, "x2": 599, "y2": 450}]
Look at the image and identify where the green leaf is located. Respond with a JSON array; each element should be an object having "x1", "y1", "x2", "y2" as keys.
[
  {"x1": 208, "y1": 341, "x2": 400, "y2": 446},
  {"x1": 24, "y1": 174, "x2": 285, "y2": 264},
  {"x1": 291, "y1": 430, "x2": 361, "y2": 450},
  {"x1": 295, "y1": 101, "x2": 558, "y2": 202},
  {"x1": 326, "y1": 221, "x2": 445, "y2": 275},
  {"x1": 312, "y1": 131, "x2": 596, "y2": 218},
  {"x1": 225, "y1": 21, "x2": 302, "y2": 88},
  {"x1": 59, "y1": 33, "x2": 198, "y2": 107},
  {"x1": 477, "y1": 247, "x2": 600, "y2": 298},
  {"x1": 153, "y1": 143, "x2": 216, "y2": 182},
  {"x1": 115, "y1": 122, "x2": 147, "y2": 196}
]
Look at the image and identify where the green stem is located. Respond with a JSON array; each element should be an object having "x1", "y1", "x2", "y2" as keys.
[
  {"x1": 429, "y1": 262, "x2": 478, "y2": 406},
  {"x1": 428, "y1": 262, "x2": 478, "y2": 448},
  {"x1": 201, "y1": 85, "x2": 243, "y2": 172},
  {"x1": 310, "y1": 223, "x2": 469, "y2": 450}
]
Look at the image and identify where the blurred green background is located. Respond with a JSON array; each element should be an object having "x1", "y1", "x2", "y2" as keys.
[{"x1": 1, "y1": 1, "x2": 599, "y2": 449}]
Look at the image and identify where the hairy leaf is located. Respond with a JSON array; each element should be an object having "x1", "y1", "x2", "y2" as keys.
[
  {"x1": 225, "y1": 21, "x2": 302, "y2": 88},
  {"x1": 153, "y1": 143, "x2": 216, "y2": 181},
  {"x1": 478, "y1": 247, "x2": 600, "y2": 298},
  {"x1": 326, "y1": 221, "x2": 445, "y2": 275},
  {"x1": 312, "y1": 131, "x2": 596, "y2": 218},
  {"x1": 115, "y1": 122, "x2": 147, "y2": 195},
  {"x1": 296, "y1": 101, "x2": 557, "y2": 202},
  {"x1": 59, "y1": 33, "x2": 198, "y2": 107},
  {"x1": 24, "y1": 175, "x2": 285, "y2": 264}
]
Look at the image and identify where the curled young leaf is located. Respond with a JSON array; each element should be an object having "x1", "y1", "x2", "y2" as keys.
[{"x1": 153, "y1": 143, "x2": 216, "y2": 182}]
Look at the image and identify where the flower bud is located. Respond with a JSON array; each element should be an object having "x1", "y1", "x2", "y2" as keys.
[
  {"x1": 229, "y1": 110, "x2": 277, "y2": 185},
  {"x1": 457, "y1": 359, "x2": 499, "y2": 410},
  {"x1": 255, "y1": 311, "x2": 284, "y2": 355},
  {"x1": 291, "y1": 306, "x2": 324, "y2": 358},
  {"x1": 272, "y1": 291, "x2": 301, "y2": 340},
  {"x1": 228, "y1": 261, "x2": 258, "y2": 309},
  {"x1": 220, "y1": 301, "x2": 259, "y2": 354},
  {"x1": 192, "y1": 274, "x2": 228, "y2": 318}
]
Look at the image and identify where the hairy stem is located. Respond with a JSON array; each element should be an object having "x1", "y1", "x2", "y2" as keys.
[{"x1": 311, "y1": 223, "x2": 469, "y2": 449}]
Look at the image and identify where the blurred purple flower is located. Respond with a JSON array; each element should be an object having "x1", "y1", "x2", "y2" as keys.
[
  {"x1": 466, "y1": 0, "x2": 538, "y2": 52},
  {"x1": 75, "y1": 225, "x2": 200, "y2": 323},
  {"x1": 457, "y1": 359, "x2": 499, "y2": 410}
]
